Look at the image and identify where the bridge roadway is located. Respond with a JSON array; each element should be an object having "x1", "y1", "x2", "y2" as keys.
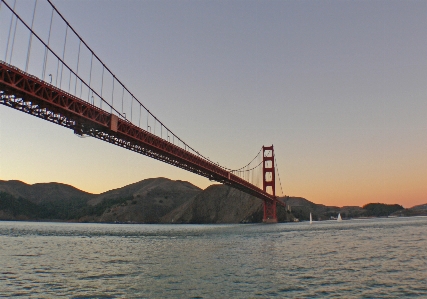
[{"x1": 0, "y1": 60, "x2": 278, "y2": 204}]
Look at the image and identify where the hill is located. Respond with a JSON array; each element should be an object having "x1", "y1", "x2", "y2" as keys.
[
  {"x1": 390, "y1": 203, "x2": 427, "y2": 217},
  {"x1": 0, "y1": 178, "x2": 424, "y2": 223},
  {"x1": 0, "y1": 179, "x2": 295, "y2": 223},
  {"x1": 162, "y1": 184, "x2": 294, "y2": 223},
  {"x1": 0, "y1": 180, "x2": 94, "y2": 204},
  {"x1": 411, "y1": 203, "x2": 427, "y2": 211},
  {"x1": 82, "y1": 177, "x2": 202, "y2": 223},
  {"x1": 0, "y1": 178, "x2": 202, "y2": 223},
  {"x1": 0, "y1": 180, "x2": 95, "y2": 220}
]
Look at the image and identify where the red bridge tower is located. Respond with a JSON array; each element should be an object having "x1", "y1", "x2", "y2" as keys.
[{"x1": 262, "y1": 145, "x2": 277, "y2": 223}]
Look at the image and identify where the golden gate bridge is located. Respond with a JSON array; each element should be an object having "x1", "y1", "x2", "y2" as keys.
[{"x1": 0, "y1": 0, "x2": 285, "y2": 222}]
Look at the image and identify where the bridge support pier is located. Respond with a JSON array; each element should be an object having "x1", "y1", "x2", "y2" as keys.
[
  {"x1": 262, "y1": 145, "x2": 277, "y2": 223},
  {"x1": 263, "y1": 198, "x2": 277, "y2": 223}
]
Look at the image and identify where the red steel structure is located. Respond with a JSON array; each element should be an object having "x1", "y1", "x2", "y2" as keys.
[
  {"x1": 262, "y1": 146, "x2": 277, "y2": 223},
  {"x1": 0, "y1": 61, "x2": 283, "y2": 218}
]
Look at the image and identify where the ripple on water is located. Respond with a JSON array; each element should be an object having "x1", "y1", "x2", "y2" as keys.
[{"x1": 0, "y1": 218, "x2": 427, "y2": 298}]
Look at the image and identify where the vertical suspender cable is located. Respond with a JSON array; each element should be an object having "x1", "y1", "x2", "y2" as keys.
[
  {"x1": 67, "y1": 64, "x2": 72, "y2": 92},
  {"x1": 2, "y1": 0, "x2": 227, "y2": 175},
  {"x1": 79, "y1": 76, "x2": 83, "y2": 98},
  {"x1": 111, "y1": 76, "x2": 115, "y2": 113},
  {"x1": 55, "y1": 57, "x2": 59, "y2": 86},
  {"x1": 4, "y1": 0, "x2": 17, "y2": 62},
  {"x1": 74, "y1": 40, "x2": 81, "y2": 95},
  {"x1": 42, "y1": 7, "x2": 54, "y2": 80},
  {"x1": 1, "y1": 0, "x2": 121, "y2": 118},
  {"x1": 67, "y1": 35, "x2": 77, "y2": 92},
  {"x1": 8, "y1": 0, "x2": 18, "y2": 64},
  {"x1": 130, "y1": 96, "x2": 133, "y2": 123},
  {"x1": 25, "y1": 0, "x2": 38, "y2": 72},
  {"x1": 2, "y1": 0, "x2": 16, "y2": 62},
  {"x1": 87, "y1": 53, "x2": 93, "y2": 102},
  {"x1": 121, "y1": 87, "x2": 124, "y2": 115},
  {"x1": 100, "y1": 65, "x2": 104, "y2": 109},
  {"x1": 59, "y1": 26, "x2": 68, "y2": 89},
  {"x1": 139, "y1": 105, "x2": 141, "y2": 128}
]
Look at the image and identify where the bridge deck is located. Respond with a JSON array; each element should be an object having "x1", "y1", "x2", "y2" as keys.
[{"x1": 0, "y1": 61, "x2": 277, "y2": 203}]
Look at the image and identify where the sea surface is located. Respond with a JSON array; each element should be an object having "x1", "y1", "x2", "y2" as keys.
[{"x1": 0, "y1": 217, "x2": 426, "y2": 298}]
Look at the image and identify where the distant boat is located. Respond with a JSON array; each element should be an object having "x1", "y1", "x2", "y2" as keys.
[
  {"x1": 337, "y1": 213, "x2": 342, "y2": 222},
  {"x1": 310, "y1": 213, "x2": 313, "y2": 224}
]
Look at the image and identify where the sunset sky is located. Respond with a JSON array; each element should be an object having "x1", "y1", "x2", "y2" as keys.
[{"x1": 1, "y1": 0, "x2": 426, "y2": 208}]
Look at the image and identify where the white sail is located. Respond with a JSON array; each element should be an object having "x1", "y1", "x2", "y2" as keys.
[
  {"x1": 310, "y1": 213, "x2": 313, "y2": 224},
  {"x1": 337, "y1": 213, "x2": 342, "y2": 222}
]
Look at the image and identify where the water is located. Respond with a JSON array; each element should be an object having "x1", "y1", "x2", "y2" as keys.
[{"x1": 1, "y1": 217, "x2": 426, "y2": 298}]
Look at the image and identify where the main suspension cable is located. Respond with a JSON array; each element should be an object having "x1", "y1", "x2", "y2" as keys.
[
  {"x1": 232, "y1": 160, "x2": 263, "y2": 174},
  {"x1": 1, "y1": 0, "x2": 275, "y2": 185},
  {"x1": 228, "y1": 147, "x2": 262, "y2": 172},
  {"x1": 42, "y1": 0, "x2": 210, "y2": 164},
  {"x1": 1, "y1": 0, "x2": 122, "y2": 117}
]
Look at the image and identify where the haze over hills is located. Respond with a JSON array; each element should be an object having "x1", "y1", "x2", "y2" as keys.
[{"x1": 0, "y1": 178, "x2": 425, "y2": 223}]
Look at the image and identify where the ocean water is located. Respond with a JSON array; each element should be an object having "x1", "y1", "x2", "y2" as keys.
[{"x1": 0, "y1": 217, "x2": 426, "y2": 298}]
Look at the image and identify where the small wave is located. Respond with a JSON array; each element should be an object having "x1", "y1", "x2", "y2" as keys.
[
  {"x1": 11, "y1": 254, "x2": 42, "y2": 257},
  {"x1": 78, "y1": 273, "x2": 128, "y2": 280},
  {"x1": 71, "y1": 295, "x2": 117, "y2": 299}
]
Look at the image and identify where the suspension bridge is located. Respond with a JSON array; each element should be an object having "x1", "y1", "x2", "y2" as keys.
[{"x1": 0, "y1": 0, "x2": 285, "y2": 222}]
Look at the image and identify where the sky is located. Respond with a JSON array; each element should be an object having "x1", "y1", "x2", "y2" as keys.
[{"x1": 1, "y1": 0, "x2": 426, "y2": 208}]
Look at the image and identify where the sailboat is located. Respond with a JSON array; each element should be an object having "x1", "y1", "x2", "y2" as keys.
[
  {"x1": 337, "y1": 213, "x2": 342, "y2": 222},
  {"x1": 310, "y1": 213, "x2": 313, "y2": 224}
]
